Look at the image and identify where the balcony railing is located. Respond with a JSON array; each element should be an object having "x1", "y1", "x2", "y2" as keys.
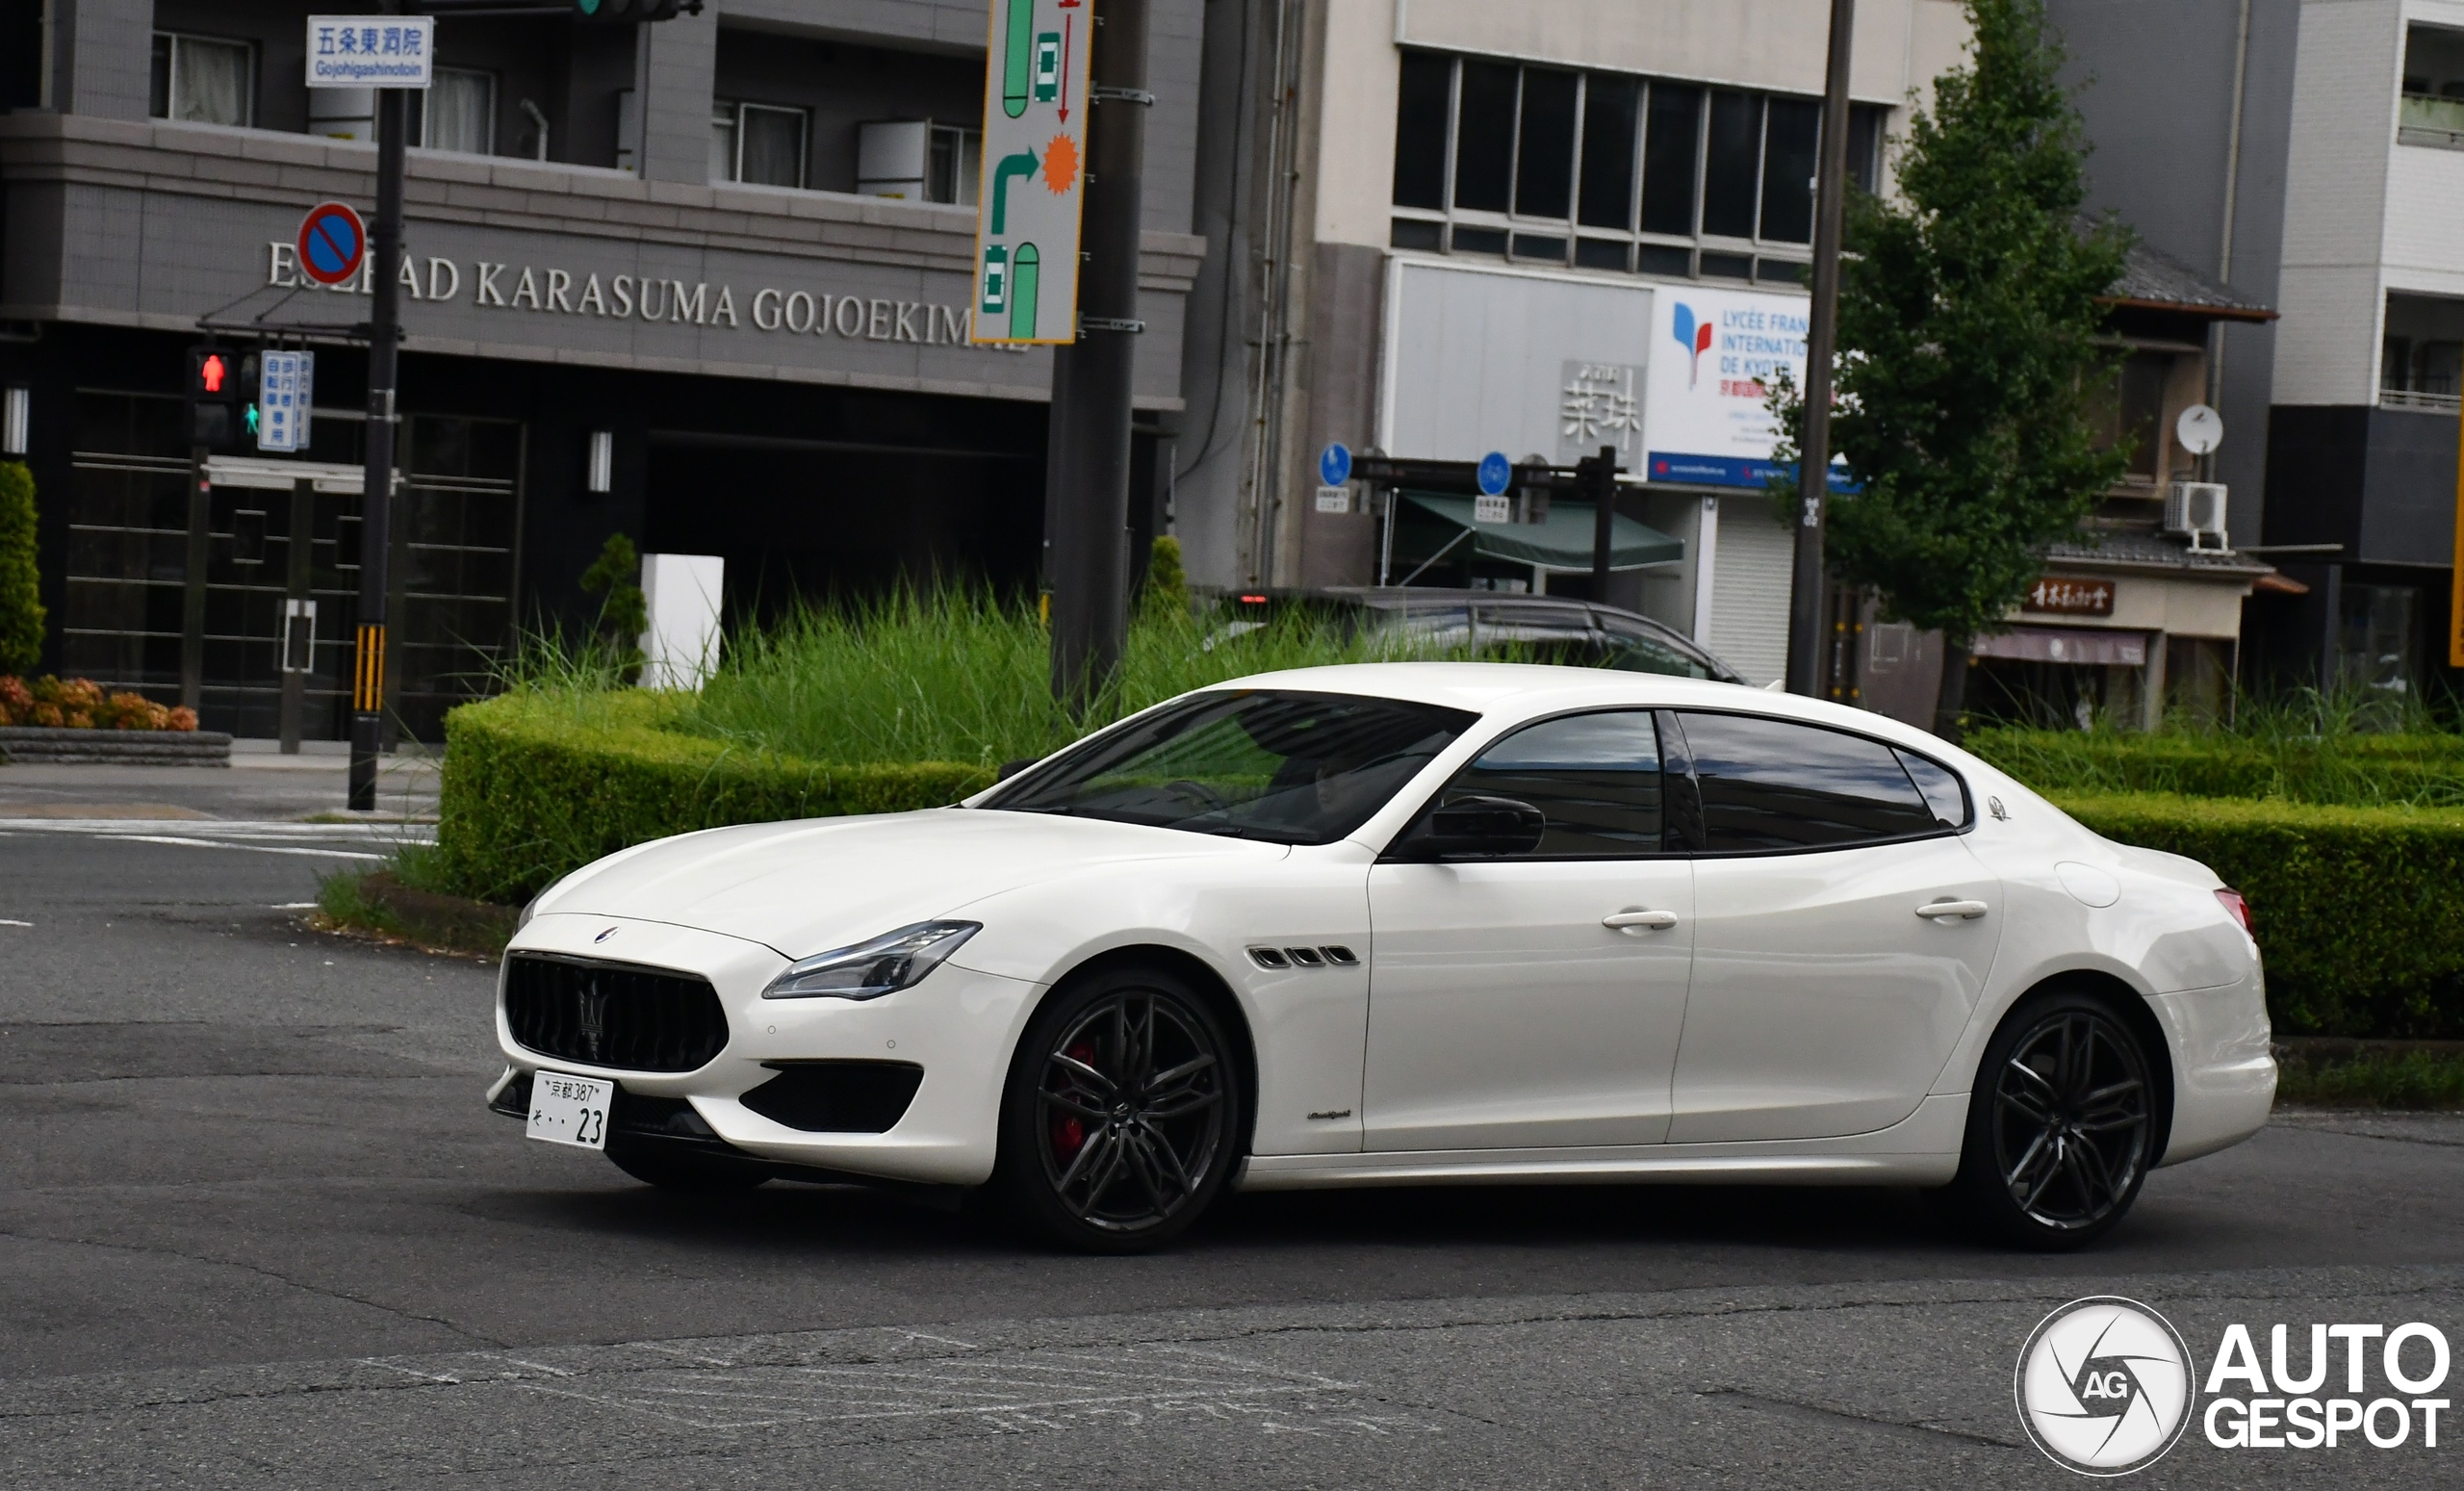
[
  {"x1": 2399, "y1": 92, "x2": 2464, "y2": 150},
  {"x1": 2379, "y1": 386, "x2": 2464, "y2": 414}
]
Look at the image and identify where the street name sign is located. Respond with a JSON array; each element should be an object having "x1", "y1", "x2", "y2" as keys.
[
  {"x1": 969, "y1": 0, "x2": 1091, "y2": 344},
  {"x1": 306, "y1": 16, "x2": 435, "y2": 89}
]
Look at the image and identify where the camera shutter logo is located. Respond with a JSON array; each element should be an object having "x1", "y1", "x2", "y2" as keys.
[{"x1": 2015, "y1": 1297, "x2": 2195, "y2": 1476}]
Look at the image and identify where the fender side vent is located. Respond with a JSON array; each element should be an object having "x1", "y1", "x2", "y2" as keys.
[
  {"x1": 1284, "y1": 946, "x2": 1325, "y2": 966},
  {"x1": 1247, "y1": 947, "x2": 1291, "y2": 968},
  {"x1": 1319, "y1": 945, "x2": 1358, "y2": 965}
]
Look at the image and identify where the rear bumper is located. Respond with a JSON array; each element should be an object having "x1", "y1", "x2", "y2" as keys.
[{"x1": 2151, "y1": 977, "x2": 2276, "y2": 1165}]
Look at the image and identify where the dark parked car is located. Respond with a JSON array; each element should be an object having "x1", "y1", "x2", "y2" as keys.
[{"x1": 1211, "y1": 587, "x2": 1750, "y2": 684}]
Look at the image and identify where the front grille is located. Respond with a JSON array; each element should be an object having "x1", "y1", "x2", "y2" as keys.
[{"x1": 503, "y1": 953, "x2": 730, "y2": 1072}]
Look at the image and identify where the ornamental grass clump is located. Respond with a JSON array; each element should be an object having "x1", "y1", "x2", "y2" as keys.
[{"x1": 0, "y1": 675, "x2": 196, "y2": 731}]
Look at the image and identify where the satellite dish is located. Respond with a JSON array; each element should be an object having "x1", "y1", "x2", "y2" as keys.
[{"x1": 2176, "y1": 403, "x2": 2223, "y2": 456}]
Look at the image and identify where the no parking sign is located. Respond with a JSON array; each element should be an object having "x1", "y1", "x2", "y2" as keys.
[{"x1": 295, "y1": 202, "x2": 367, "y2": 289}]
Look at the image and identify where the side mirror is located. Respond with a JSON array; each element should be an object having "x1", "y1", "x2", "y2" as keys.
[{"x1": 1394, "y1": 795, "x2": 1547, "y2": 860}]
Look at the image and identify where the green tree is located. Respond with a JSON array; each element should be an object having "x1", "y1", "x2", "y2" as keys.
[
  {"x1": 578, "y1": 530, "x2": 647, "y2": 682},
  {"x1": 1768, "y1": 0, "x2": 2130, "y2": 740},
  {"x1": 0, "y1": 461, "x2": 43, "y2": 675}
]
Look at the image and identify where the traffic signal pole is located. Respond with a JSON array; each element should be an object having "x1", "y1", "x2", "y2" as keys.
[
  {"x1": 349, "y1": 85, "x2": 407, "y2": 811},
  {"x1": 1784, "y1": 0, "x2": 1857, "y2": 699},
  {"x1": 1046, "y1": 0, "x2": 1149, "y2": 709}
]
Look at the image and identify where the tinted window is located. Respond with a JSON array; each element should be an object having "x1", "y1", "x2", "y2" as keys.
[
  {"x1": 1437, "y1": 710, "x2": 1663, "y2": 858},
  {"x1": 1701, "y1": 91, "x2": 1761, "y2": 238},
  {"x1": 988, "y1": 691, "x2": 1475, "y2": 845},
  {"x1": 1639, "y1": 84, "x2": 1701, "y2": 235},
  {"x1": 1895, "y1": 748, "x2": 1971, "y2": 830},
  {"x1": 1514, "y1": 67, "x2": 1578, "y2": 218},
  {"x1": 1578, "y1": 75, "x2": 1639, "y2": 229},
  {"x1": 1675, "y1": 712, "x2": 1939, "y2": 851},
  {"x1": 1453, "y1": 61, "x2": 1518, "y2": 212},
  {"x1": 1392, "y1": 52, "x2": 1452, "y2": 209}
]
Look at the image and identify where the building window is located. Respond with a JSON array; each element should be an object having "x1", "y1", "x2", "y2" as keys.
[
  {"x1": 711, "y1": 101, "x2": 808, "y2": 188},
  {"x1": 149, "y1": 33, "x2": 254, "y2": 128},
  {"x1": 2400, "y1": 24, "x2": 2464, "y2": 149},
  {"x1": 2091, "y1": 351, "x2": 2171, "y2": 481},
  {"x1": 927, "y1": 124, "x2": 982, "y2": 206},
  {"x1": 421, "y1": 68, "x2": 497, "y2": 155},
  {"x1": 1390, "y1": 51, "x2": 1884, "y2": 281}
]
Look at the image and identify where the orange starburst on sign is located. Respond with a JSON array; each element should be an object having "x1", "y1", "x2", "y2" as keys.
[{"x1": 1040, "y1": 133, "x2": 1080, "y2": 194}]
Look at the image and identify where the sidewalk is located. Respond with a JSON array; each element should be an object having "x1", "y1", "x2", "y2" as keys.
[{"x1": 0, "y1": 740, "x2": 440, "y2": 822}]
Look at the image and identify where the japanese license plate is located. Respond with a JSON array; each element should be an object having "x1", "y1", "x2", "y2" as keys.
[{"x1": 526, "y1": 1069, "x2": 613, "y2": 1150}]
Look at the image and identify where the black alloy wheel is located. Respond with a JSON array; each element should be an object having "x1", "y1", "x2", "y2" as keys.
[
  {"x1": 995, "y1": 965, "x2": 1241, "y2": 1251},
  {"x1": 1943, "y1": 990, "x2": 2157, "y2": 1249}
]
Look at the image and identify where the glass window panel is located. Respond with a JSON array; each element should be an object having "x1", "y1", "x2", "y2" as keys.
[
  {"x1": 1452, "y1": 60, "x2": 1518, "y2": 213},
  {"x1": 1577, "y1": 75, "x2": 1639, "y2": 229},
  {"x1": 1636, "y1": 244, "x2": 1694, "y2": 277},
  {"x1": 1759, "y1": 97, "x2": 1819, "y2": 243},
  {"x1": 150, "y1": 35, "x2": 171, "y2": 117},
  {"x1": 1441, "y1": 710, "x2": 1665, "y2": 859},
  {"x1": 1575, "y1": 238, "x2": 1630, "y2": 270},
  {"x1": 1513, "y1": 67, "x2": 1578, "y2": 219},
  {"x1": 929, "y1": 125, "x2": 981, "y2": 206},
  {"x1": 1450, "y1": 225, "x2": 1506, "y2": 255},
  {"x1": 1699, "y1": 250, "x2": 1754, "y2": 280},
  {"x1": 710, "y1": 104, "x2": 738, "y2": 182},
  {"x1": 1392, "y1": 219, "x2": 1445, "y2": 250},
  {"x1": 1639, "y1": 85, "x2": 1701, "y2": 236},
  {"x1": 170, "y1": 36, "x2": 251, "y2": 127},
  {"x1": 1677, "y1": 712, "x2": 1938, "y2": 852},
  {"x1": 424, "y1": 68, "x2": 495, "y2": 155},
  {"x1": 738, "y1": 104, "x2": 806, "y2": 188},
  {"x1": 1510, "y1": 233, "x2": 1567, "y2": 261},
  {"x1": 1894, "y1": 749, "x2": 1971, "y2": 830},
  {"x1": 1393, "y1": 52, "x2": 1453, "y2": 209},
  {"x1": 1848, "y1": 104, "x2": 1883, "y2": 193},
  {"x1": 1702, "y1": 91, "x2": 1761, "y2": 238}
]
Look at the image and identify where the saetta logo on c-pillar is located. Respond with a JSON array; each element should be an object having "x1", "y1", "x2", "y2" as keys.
[{"x1": 1671, "y1": 302, "x2": 1713, "y2": 389}]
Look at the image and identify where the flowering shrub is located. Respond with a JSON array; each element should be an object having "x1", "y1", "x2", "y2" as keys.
[{"x1": 0, "y1": 676, "x2": 196, "y2": 731}]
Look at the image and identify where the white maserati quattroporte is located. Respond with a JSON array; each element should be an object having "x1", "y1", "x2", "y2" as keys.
[{"x1": 491, "y1": 664, "x2": 2273, "y2": 1251}]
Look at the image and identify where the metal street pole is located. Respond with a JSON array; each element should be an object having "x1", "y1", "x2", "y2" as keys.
[
  {"x1": 1588, "y1": 445, "x2": 1617, "y2": 599},
  {"x1": 349, "y1": 84, "x2": 406, "y2": 810},
  {"x1": 1784, "y1": 0, "x2": 1857, "y2": 699},
  {"x1": 1047, "y1": 0, "x2": 1149, "y2": 709}
]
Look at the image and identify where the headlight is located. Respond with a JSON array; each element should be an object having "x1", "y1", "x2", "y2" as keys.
[{"x1": 762, "y1": 920, "x2": 982, "y2": 1001}]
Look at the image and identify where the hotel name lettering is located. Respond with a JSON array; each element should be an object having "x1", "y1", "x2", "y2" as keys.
[{"x1": 267, "y1": 243, "x2": 1021, "y2": 349}]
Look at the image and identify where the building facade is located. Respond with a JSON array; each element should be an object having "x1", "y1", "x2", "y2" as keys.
[
  {"x1": 1176, "y1": 0, "x2": 1972, "y2": 684},
  {"x1": 0, "y1": 0, "x2": 1204, "y2": 739},
  {"x1": 2053, "y1": 0, "x2": 2464, "y2": 697}
]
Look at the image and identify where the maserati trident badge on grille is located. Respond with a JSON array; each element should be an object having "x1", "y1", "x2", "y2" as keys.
[{"x1": 578, "y1": 988, "x2": 607, "y2": 1063}]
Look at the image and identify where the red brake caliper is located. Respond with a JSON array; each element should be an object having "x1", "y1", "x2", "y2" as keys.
[{"x1": 1050, "y1": 1039, "x2": 1098, "y2": 1162}]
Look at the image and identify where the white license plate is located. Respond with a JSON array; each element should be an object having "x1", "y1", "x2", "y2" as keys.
[{"x1": 526, "y1": 1069, "x2": 613, "y2": 1150}]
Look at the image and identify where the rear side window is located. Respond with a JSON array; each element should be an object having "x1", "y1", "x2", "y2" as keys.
[
  {"x1": 1895, "y1": 748, "x2": 1971, "y2": 830},
  {"x1": 1674, "y1": 711, "x2": 1940, "y2": 852},
  {"x1": 1440, "y1": 709, "x2": 1664, "y2": 857}
]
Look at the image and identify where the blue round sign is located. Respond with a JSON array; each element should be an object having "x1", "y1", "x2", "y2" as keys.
[
  {"x1": 1476, "y1": 451, "x2": 1512, "y2": 497},
  {"x1": 1318, "y1": 442, "x2": 1351, "y2": 488}
]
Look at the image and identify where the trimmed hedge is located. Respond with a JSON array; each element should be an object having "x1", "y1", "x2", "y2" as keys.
[
  {"x1": 430, "y1": 695, "x2": 2464, "y2": 1038},
  {"x1": 433, "y1": 690, "x2": 993, "y2": 903},
  {"x1": 1975, "y1": 728, "x2": 2464, "y2": 807},
  {"x1": 2055, "y1": 792, "x2": 2464, "y2": 1038}
]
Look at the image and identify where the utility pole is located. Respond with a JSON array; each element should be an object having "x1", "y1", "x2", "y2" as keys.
[
  {"x1": 1784, "y1": 0, "x2": 1857, "y2": 699},
  {"x1": 1046, "y1": 0, "x2": 1149, "y2": 709},
  {"x1": 349, "y1": 83, "x2": 406, "y2": 811}
]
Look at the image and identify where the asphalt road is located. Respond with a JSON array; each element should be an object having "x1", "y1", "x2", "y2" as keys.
[{"x1": 2, "y1": 783, "x2": 2458, "y2": 1488}]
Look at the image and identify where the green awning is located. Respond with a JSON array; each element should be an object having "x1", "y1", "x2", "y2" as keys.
[{"x1": 1402, "y1": 493, "x2": 1684, "y2": 572}]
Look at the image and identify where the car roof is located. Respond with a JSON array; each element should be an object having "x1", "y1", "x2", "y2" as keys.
[{"x1": 1205, "y1": 661, "x2": 1963, "y2": 758}]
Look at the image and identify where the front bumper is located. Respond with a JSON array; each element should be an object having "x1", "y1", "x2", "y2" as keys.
[{"x1": 497, "y1": 913, "x2": 1045, "y2": 1186}]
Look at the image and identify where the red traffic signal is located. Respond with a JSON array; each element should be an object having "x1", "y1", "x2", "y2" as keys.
[
  {"x1": 197, "y1": 353, "x2": 228, "y2": 394},
  {"x1": 186, "y1": 346, "x2": 244, "y2": 451}
]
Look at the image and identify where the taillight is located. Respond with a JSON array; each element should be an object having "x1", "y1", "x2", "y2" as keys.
[{"x1": 2214, "y1": 887, "x2": 2252, "y2": 935}]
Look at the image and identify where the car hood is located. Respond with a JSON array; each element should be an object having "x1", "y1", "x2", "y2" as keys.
[{"x1": 534, "y1": 807, "x2": 1287, "y2": 958}]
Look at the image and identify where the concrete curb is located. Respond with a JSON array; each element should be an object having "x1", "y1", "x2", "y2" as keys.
[{"x1": 0, "y1": 727, "x2": 235, "y2": 765}]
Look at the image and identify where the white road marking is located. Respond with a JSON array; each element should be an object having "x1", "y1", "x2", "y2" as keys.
[
  {"x1": 102, "y1": 835, "x2": 387, "y2": 861},
  {"x1": 0, "y1": 918, "x2": 31, "y2": 927}
]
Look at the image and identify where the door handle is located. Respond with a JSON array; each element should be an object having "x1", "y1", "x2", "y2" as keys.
[
  {"x1": 1603, "y1": 909, "x2": 1679, "y2": 933},
  {"x1": 1916, "y1": 899, "x2": 1989, "y2": 920}
]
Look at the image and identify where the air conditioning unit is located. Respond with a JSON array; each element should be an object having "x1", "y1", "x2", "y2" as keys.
[{"x1": 2165, "y1": 481, "x2": 2230, "y2": 551}]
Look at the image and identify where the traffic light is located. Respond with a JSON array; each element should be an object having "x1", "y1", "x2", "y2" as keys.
[
  {"x1": 185, "y1": 346, "x2": 244, "y2": 450},
  {"x1": 573, "y1": 0, "x2": 699, "y2": 20}
]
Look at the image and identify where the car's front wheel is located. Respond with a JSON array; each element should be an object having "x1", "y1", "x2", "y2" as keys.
[
  {"x1": 994, "y1": 964, "x2": 1243, "y2": 1252},
  {"x1": 1940, "y1": 990, "x2": 2158, "y2": 1249}
]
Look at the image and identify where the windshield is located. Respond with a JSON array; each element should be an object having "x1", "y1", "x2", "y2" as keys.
[{"x1": 983, "y1": 690, "x2": 1477, "y2": 844}]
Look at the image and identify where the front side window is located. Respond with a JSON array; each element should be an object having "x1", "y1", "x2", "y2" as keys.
[
  {"x1": 1675, "y1": 712, "x2": 1945, "y2": 852},
  {"x1": 985, "y1": 691, "x2": 1476, "y2": 845},
  {"x1": 1424, "y1": 709, "x2": 1665, "y2": 858},
  {"x1": 150, "y1": 33, "x2": 254, "y2": 128}
]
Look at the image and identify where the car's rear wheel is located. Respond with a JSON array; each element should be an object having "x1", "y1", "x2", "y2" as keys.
[
  {"x1": 1941, "y1": 990, "x2": 2157, "y2": 1249},
  {"x1": 994, "y1": 964, "x2": 1242, "y2": 1252},
  {"x1": 605, "y1": 1144, "x2": 770, "y2": 1194}
]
